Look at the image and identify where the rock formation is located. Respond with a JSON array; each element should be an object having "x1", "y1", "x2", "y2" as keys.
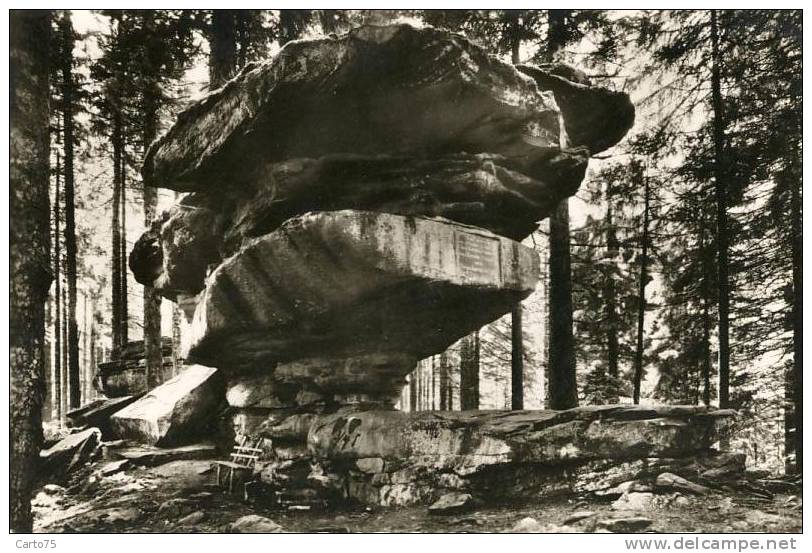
[
  {"x1": 129, "y1": 24, "x2": 633, "y2": 407},
  {"x1": 121, "y1": 24, "x2": 740, "y2": 509}
]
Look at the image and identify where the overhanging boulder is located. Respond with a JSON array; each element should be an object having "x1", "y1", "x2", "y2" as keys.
[
  {"x1": 143, "y1": 25, "x2": 562, "y2": 193},
  {"x1": 185, "y1": 210, "x2": 539, "y2": 375},
  {"x1": 110, "y1": 365, "x2": 225, "y2": 446}
]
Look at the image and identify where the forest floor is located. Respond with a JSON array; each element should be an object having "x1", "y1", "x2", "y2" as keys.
[{"x1": 33, "y1": 458, "x2": 802, "y2": 534}]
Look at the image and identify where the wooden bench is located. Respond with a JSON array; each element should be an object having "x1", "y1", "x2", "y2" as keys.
[{"x1": 213, "y1": 435, "x2": 263, "y2": 494}]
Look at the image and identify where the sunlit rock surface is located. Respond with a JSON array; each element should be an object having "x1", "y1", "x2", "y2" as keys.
[
  {"x1": 185, "y1": 210, "x2": 539, "y2": 381},
  {"x1": 110, "y1": 365, "x2": 225, "y2": 446},
  {"x1": 306, "y1": 406, "x2": 735, "y2": 506}
]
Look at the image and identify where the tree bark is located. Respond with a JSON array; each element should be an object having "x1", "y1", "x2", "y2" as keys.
[
  {"x1": 59, "y1": 12, "x2": 80, "y2": 410},
  {"x1": 511, "y1": 305, "x2": 524, "y2": 409},
  {"x1": 120, "y1": 139, "x2": 128, "y2": 347},
  {"x1": 439, "y1": 351, "x2": 449, "y2": 410},
  {"x1": 548, "y1": 201, "x2": 578, "y2": 409},
  {"x1": 10, "y1": 9, "x2": 52, "y2": 532},
  {"x1": 53, "y1": 147, "x2": 62, "y2": 421},
  {"x1": 209, "y1": 10, "x2": 237, "y2": 88},
  {"x1": 111, "y1": 110, "x2": 122, "y2": 353},
  {"x1": 633, "y1": 173, "x2": 650, "y2": 404},
  {"x1": 605, "y1": 186, "x2": 619, "y2": 389},
  {"x1": 460, "y1": 331, "x2": 480, "y2": 410},
  {"x1": 790, "y1": 149, "x2": 802, "y2": 473},
  {"x1": 545, "y1": 9, "x2": 578, "y2": 410},
  {"x1": 710, "y1": 9, "x2": 731, "y2": 408}
]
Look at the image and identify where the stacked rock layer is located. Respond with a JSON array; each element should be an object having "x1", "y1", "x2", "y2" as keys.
[{"x1": 128, "y1": 24, "x2": 646, "y2": 505}]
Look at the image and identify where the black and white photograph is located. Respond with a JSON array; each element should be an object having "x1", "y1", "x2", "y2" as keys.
[{"x1": 6, "y1": 3, "x2": 805, "y2": 540}]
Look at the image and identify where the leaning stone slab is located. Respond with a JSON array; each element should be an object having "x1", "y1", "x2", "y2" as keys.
[
  {"x1": 110, "y1": 365, "x2": 224, "y2": 446},
  {"x1": 186, "y1": 210, "x2": 539, "y2": 377},
  {"x1": 40, "y1": 427, "x2": 102, "y2": 477},
  {"x1": 65, "y1": 395, "x2": 143, "y2": 438}
]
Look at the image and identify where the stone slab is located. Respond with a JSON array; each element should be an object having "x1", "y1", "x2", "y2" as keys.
[
  {"x1": 186, "y1": 211, "x2": 539, "y2": 374},
  {"x1": 110, "y1": 365, "x2": 225, "y2": 446}
]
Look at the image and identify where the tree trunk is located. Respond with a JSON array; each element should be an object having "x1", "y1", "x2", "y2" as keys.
[
  {"x1": 111, "y1": 110, "x2": 122, "y2": 353},
  {"x1": 61, "y1": 287, "x2": 68, "y2": 414},
  {"x1": 710, "y1": 9, "x2": 731, "y2": 409},
  {"x1": 439, "y1": 352, "x2": 449, "y2": 410},
  {"x1": 548, "y1": 201, "x2": 578, "y2": 409},
  {"x1": 408, "y1": 373, "x2": 416, "y2": 412},
  {"x1": 53, "y1": 148, "x2": 62, "y2": 421},
  {"x1": 545, "y1": 9, "x2": 577, "y2": 410},
  {"x1": 209, "y1": 10, "x2": 237, "y2": 88},
  {"x1": 508, "y1": 15, "x2": 526, "y2": 411},
  {"x1": 511, "y1": 305, "x2": 524, "y2": 409},
  {"x1": 633, "y1": 173, "x2": 650, "y2": 404},
  {"x1": 790, "y1": 150, "x2": 802, "y2": 473},
  {"x1": 460, "y1": 331, "x2": 480, "y2": 410},
  {"x1": 59, "y1": 12, "x2": 80, "y2": 410},
  {"x1": 120, "y1": 139, "x2": 128, "y2": 347},
  {"x1": 605, "y1": 187, "x2": 619, "y2": 394},
  {"x1": 10, "y1": 9, "x2": 51, "y2": 531}
]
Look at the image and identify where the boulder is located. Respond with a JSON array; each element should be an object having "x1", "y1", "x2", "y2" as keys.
[
  {"x1": 110, "y1": 365, "x2": 225, "y2": 446},
  {"x1": 229, "y1": 514, "x2": 284, "y2": 533},
  {"x1": 185, "y1": 211, "x2": 539, "y2": 381},
  {"x1": 428, "y1": 492, "x2": 474, "y2": 515},
  {"x1": 40, "y1": 427, "x2": 102, "y2": 476},
  {"x1": 143, "y1": 25, "x2": 565, "y2": 193}
]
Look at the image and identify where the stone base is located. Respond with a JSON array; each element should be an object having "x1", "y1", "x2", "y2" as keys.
[
  {"x1": 304, "y1": 406, "x2": 736, "y2": 506},
  {"x1": 226, "y1": 404, "x2": 737, "y2": 508}
]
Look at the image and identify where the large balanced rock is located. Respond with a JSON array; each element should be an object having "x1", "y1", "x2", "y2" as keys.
[
  {"x1": 130, "y1": 24, "x2": 632, "y2": 302},
  {"x1": 143, "y1": 25, "x2": 564, "y2": 192},
  {"x1": 185, "y1": 210, "x2": 538, "y2": 381},
  {"x1": 110, "y1": 365, "x2": 224, "y2": 446}
]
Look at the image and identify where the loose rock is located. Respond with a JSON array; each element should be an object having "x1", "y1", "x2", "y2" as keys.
[
  {"x1": 428, "y1": 492, "x2": 474, "y2": 515},
  {"x1": 656, "y1": 472, "x2": 711, "y2": 495},
  {"x1": 230, "y1": 515, "x2": 284, "y2": 533},
  {"x1": 598, "y1": 517, "x2": 654, "y2": 533}
]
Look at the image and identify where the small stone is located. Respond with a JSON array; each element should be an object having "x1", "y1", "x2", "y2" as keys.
[
  {"x1": 598, "y1": 517, "x2": 653, "y2": 533},
  {"x1": 428, "y1": 492, "x2": 474, "y2": 515},
  {"x1": 673, "y1": 495, "x2": 691, "y2": 507},
  {"x1": 42, "y1": 484, "x2": 65, "y2": 495},
  {"x1": 230, "y1": 514, "x2": 284, "y2": 533},
  {"x1": 178, "y1": 511, "x2": 206, "y2": 525},
  {"x1": 510, "y1": 517, "x2": 576, "y2": 533},
  {"x1": 355, "y1": 457, "x2": 385, "y2": 474},
  {"x1": 655, "y1": 472, "x2": 710, "y2": 495},
  {"x1": 157, "y1": 498, "x2": 195, "y2": 518},
  {"x1": 612, "y1": 492, "x2": 655, "y2": 511},
  {"x1": 598, "y1": 479, "x2": 653, "y2": 498},
  {"x1": 563, "y1": 511, "x2": 596, "y2": 525},
  {"x1": 99, "y1": 507, "x2": 141, "y2": 524},
  {"x1": 511, "y1": 517, "x2": 545, "y2": 533},
  {"x1": 101, "y1": 459, "x2": 129, "y2": 476}
]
